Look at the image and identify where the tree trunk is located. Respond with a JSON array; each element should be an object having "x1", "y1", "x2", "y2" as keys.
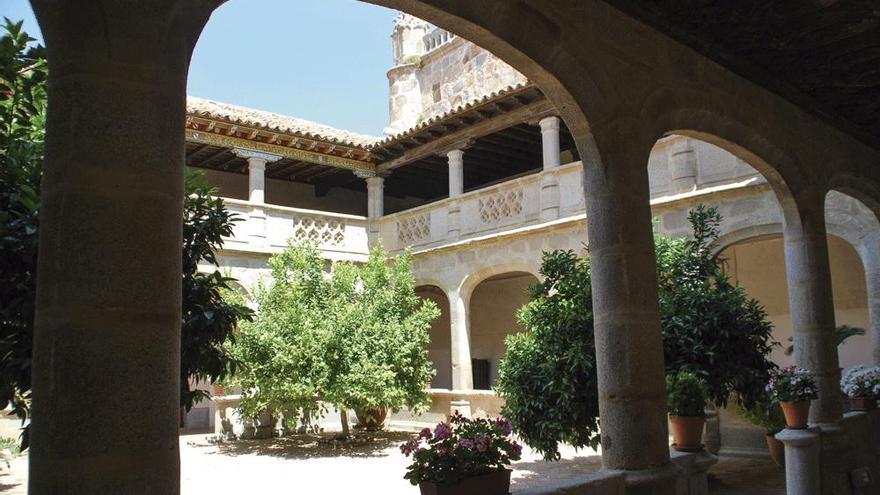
[{"x1": 340, "y1": 407, "x2": 350, "y2": 438}]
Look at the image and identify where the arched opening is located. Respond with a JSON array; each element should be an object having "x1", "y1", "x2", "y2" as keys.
[
  {"x1": 719, "y1": 234, "x2": 871, "y2": 369},
  {"x1": 415, "y1": 285, "x2": 452, "y2": 389},
  {"x1": 467, "y1": 271, "x2": 538, "y2": 389}
]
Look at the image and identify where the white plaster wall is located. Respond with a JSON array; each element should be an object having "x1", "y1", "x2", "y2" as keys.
[
  {"x1": 723, "y1": 235, "x2": 872, "y2": 371},
  {"x1": 416, "y1": 286, "x2": 452, "y2": 389},
  {"x1": 469, "y1": 273, "x2": 536, "y2": 386}
]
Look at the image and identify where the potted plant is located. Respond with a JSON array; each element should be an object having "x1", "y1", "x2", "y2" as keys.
[
  {"x1": 766, "y1": 366, "x2": 818, "y2": 429},
  {"x1": 733, "y1": 395, "x2": 787, "y2": 466},
  {"x1": 841, "y1": 365, "x2": 880, "y2": 411},
  {"x1": 666, "y1": 371, "x2": 708, "y2": 452},
  {"x1": 354, "y1": 406, "x2": 389, "y2": 430},
  {"x1": 401, "y1": 413, "x2": 523, "y2": 495}
]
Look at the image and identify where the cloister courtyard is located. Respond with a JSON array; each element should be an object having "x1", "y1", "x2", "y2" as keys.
[{"x1": 3, "y1": 0, "x2": 880, "y2": 494}]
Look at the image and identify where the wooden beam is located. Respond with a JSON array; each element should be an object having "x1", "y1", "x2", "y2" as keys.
[{"x1": 377, "y1": 99, "x2": 555, "y2": 173}]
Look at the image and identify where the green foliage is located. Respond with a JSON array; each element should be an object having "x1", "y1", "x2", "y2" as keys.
[
  {"x1": 656, "y1": 205, "x2": 777, "y2": 408},
  {"x1": 180, "y1": 169, "x2": 253, "y2": 411},
  {"x1": 498, "y1": 205, "x2": 777, "y2": 459},
  {"x1": 731, "y1": 394, "x2": 785, "y2": 435},
  {"x1": 230, "y1": 243, "x2": 438, "y2": 426},
  {"x1": 666, "y1": 371, "x2": 708, "y2": 417},
  {"x1": 495, "y1": 250, "x2": 600, "y2": 460},
  {"x1": 0, "y1": 19, "x2": 47, "y2": 450}
]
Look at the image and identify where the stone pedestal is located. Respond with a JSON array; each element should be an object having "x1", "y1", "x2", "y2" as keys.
[
  {"x1": 539, "y1": 174, "x2": 560, "y2": 222},
  {"x1": 776, "y1": 427, "x2": 821, "y2": 495},
  {"x1": 449, "y1": 399, "x2": 472, "y2": 418},
  {"x1": 670, "y1": 450, "x2": 718, "y2": 495}
]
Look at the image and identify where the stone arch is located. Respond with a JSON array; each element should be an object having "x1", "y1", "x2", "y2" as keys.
[
  {"x1": 414, "y1": 284, "x2": 452, "y2": 389},
  {"x1": 457, "y1": 262, "x2": 541, "y2": 308},
  {"x1": 466, "y1": 270, "x2": 539, "y2": 389}
]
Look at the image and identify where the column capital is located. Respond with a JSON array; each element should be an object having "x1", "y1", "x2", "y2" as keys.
[
  {"x1": 538, "y1": 115, "x2": 561, "y2": 132},
  {"x1": 232, "y1": 148, "x2": 282, "y2": 165}
]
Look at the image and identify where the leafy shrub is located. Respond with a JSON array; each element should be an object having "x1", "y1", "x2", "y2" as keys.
[
  {"x1": 656, "y1": 205, "x2": 777, "y2": 408},
  {"x1": 231, "y1": 243, "x2": 438, "y2": 433},
  {"x1": 666, "y1": 371, "x2": 708, "y2": 417},
  {"x1": 401, "y1": 413, "x2": 522, "y2": 485},
  {"x1": 495, "y1": 250, "x2": 600, "y2": 460}
]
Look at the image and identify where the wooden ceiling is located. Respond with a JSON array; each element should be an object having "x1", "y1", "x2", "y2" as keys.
[
  {"x1": 186, "y1": 86, "x2": 579, "y2": 205},
  {"x1": 604, "y1": 0, "x2": 880, "y2": 150}
]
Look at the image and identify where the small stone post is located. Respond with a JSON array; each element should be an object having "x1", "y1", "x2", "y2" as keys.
[
  {"x1": 446, "y1": 149, "x2": 465, "y2": 239},
  {"x1": 667, "y1": 138, "x2": 697, "y2": 194},
  {"x1": 538, "y1": 116, "x2": 561, "y2": 221},
  {"x1": 776, "y1": 428, "x2": 821, "y2": 495},
  {"x1": 234, "y1": 148, "x2": 281, "y2": 247}
]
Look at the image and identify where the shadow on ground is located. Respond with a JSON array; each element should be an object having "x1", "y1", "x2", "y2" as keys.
[
  {"x1": 707, "y1": 457, "x2": 785, "y2": 495},
  {"x1": 510, "y1": 453, "x2": 604, "y2": 492},
  {"x1": 192, "y1": 431, "x2": 415, "y2": 460}
]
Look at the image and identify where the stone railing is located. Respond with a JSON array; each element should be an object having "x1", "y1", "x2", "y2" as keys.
[
  {"x1": 377, "y1": 161, "x2": 586, "y2": 252},
  {"x1": 219, "y1": 198, "x2": 370, "y2": 260}
]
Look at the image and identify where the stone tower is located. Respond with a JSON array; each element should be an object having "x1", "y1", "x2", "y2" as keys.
[{"x1": 386, "y1": 13, "x2": 429, "y2": 135}]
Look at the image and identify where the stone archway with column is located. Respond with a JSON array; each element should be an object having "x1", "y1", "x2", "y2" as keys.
[{"x1": 28, "y1": 1, "x2": 880, "y2": 494}]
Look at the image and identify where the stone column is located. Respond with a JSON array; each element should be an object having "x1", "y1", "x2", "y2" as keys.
[
  {"x1": 583, "y1": 146, "x2": 673, "y2": 482},
  {"x1": 366, "y1": 176, "x2": 385, "y2": 219},
  {"x1": 863, "y1": 235, "x2": 880, "y2": 366},
  {"x1": 539, "y1": 116, "x2": 562, "y2": 222},
  {"x1": 28, "y1": 1, "x2": 217, "y2": 493},
  {"x1": 447, "y1": 286, "x2": 473, "y2": 417},
  {"x1": 233, "y1": 148, "x2": 281, "y2": 247},
  {"x1": 355, "y1": 170, "x2": 384, "y2": 245},
  {"x1": 539, "y1": 116, "x2": 562, "y2": 170},
  {"x1": 775, "y1": 428, "x2": 821, "y2": 495},
  {"x1": 667, "y1": 138, "x2": 697, "y2": 194},
  {"x1": 783, "y1": 194, "x2": 842, "y2": 423},
  {"x1": 446, "y1": 149, "x2": 465, "y2": 239}
]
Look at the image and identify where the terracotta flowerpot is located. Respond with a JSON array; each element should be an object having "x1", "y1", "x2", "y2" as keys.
[
  {"x1": 669, "y1": 415, "x2": 706, "y2": 452},
  {"x1": 355, "y1": 407, "x2": 388, "y2": 430},
  {"x1": 212, "y1": 384, "x2": 225, "y2": 396},
  {"x1": 780, "y1": 400, "x2": 811, "y2": 429},
  {"x1": 419, "y1": 469, "x2": 511, "y2": 495},
  {"x1": 850, "y1": 397, "x2": 877, "y2": 411},
  {"x1": 765, "y1": 434, "x2": 785, "y2": 467}
]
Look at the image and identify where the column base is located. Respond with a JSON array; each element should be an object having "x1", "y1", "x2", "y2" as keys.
[
  {"x1": 614, "y1": 462, "x2": 680, "y2": 495},
  {"x1": 449, "y1": 399, "x2": 471, "y2": 418},
  {"x1": 776, "y1": 427, "x2": 821, "y2": 495}
]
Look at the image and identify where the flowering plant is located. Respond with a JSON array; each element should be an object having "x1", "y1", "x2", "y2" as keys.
[
  {"x1": 841, "y1": 366, "x2": 880, "y2": 399},
  {"x1": 400, "y1": 413, "x2": 523, "y2": 485},
  {"x1": 766, "y1": 366, "x2": 818, "y2": 402}
]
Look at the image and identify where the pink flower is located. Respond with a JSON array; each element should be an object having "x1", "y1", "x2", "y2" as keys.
[
  {"x1": 510, "y1": 441, "x2": 523, "y2": 456},
  {"x1": 434, "y1": 422, "x2": 452, "y2": 440},
  {"x1": 419, "y1": 427, "x2": 433, "y2": 440},
  {"x1": 457, "y1": 438, "x2": 475, "y2": 450},
  {"x1": 494, "y1": 418, "x2": 513, "y2": 436},
  {"x1": 475, "y1": 433, "x2": 490, "y2": 452}
]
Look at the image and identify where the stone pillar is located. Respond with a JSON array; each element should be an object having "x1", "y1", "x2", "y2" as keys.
[
  {"x1": 28, "y1": 1, "x2": 217, "y2": 493},
  {"x1": 863, "y1": 235, "x2": 880, "y2": 366},
  {"x1": 783, "y1": 194, "x2": 842, "y2": 423},
  {"x1": 356, "y1": 170, "x2": 384, "y2": 245},
  {"x1": 234, "y1": 149, "x2": 281, "y2": 247},
  {"x1": 583, "y1": 146, "x2": 673, "y2": 485},
  {"x1": 446, "y1": 149, "x2": 464, "y2": 239},
  {"x1": 667, "y1": 138, "x2": 697, "y2": 194},
  {"x1": 365, "y1": 176, "x2": 385, "y2": 219},
  {"x1": 447, "y1": 286, "x2": 473, "y2": 417},
  {"x1": 775, "y1": 428, "x2": 821, "y2": 495},
  {"x1": 447, "y1": 149, "x2": 464, "y2": 197},
  {"x1": 539, "y1": 116, "x2": 562, "y2": 170},
  {"x1": 539, "y1": 116, "x2": 562, "y2": 222}
]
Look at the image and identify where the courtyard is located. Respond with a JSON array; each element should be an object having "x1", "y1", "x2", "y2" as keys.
[{"x1": 0, "y1": 432, "x2": 783, "y2": 495}]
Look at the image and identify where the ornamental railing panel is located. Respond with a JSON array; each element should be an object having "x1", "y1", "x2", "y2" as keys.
[
  {"x1": 397, "y1": 212, "x2": 431, "y2": 246},
  {"x1": 478, "y1": 188, "x2": 524, "y2": 225}
]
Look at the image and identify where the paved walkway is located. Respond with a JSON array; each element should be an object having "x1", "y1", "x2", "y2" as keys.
[{"x1": 0, "y1": 433, "x2": 784, "y2": 494}]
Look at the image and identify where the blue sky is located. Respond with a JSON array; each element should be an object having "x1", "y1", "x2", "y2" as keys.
[{"x1": 2, "y1": 0, "x2": 398, "y2": 135}]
